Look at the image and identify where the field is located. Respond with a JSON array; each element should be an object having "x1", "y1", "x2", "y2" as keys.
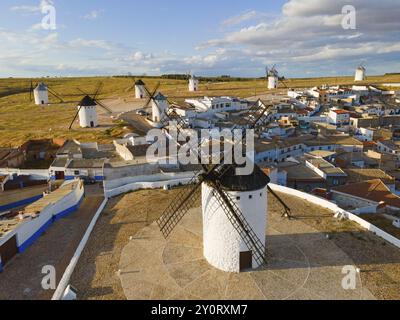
[{"x1": 1, "y1": 73, "x2": 400, "y2": 147}]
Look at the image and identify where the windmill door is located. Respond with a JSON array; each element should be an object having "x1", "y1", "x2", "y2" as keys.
[
  {"x1": 0, "y1": 235, "x2": 18, "y2": 267},
  {"x1": 240, "y1": 251, "x2": 252, "y2": 271}
]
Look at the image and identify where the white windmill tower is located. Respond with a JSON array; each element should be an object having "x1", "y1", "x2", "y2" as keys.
[
  {"x1": 188, "y1": 73, "x2": 199, "y2": 92},
  {"x1": 156, "y1": 101, "x2": 293, "y2": 273},
  {"x1": 355, "y1": 64, "x2": 366, "y2": 82},
  {"x1": 151, "y1": 92, "x2": 169, "y2": 124},
  {"x1": 201, "y1": 166, "x2": 270, "y2": 272},
  {"x1": 68, "y1": 83, "x2": 113, "y2": 129},
  {"x1": 33, "y1": 83, "x2": 49, "y2": 105},
  {"x1": 77, "y1": 96, "x2": 98, "y2": 128},
  {"x1": 267, "y1": 65, "x2": 279, "y2": 90},
  {"x1": 29, "y1": 80, "x2": 64, "y2": 105},
  {"x1": 140, "y1": 82, "x2": 170, "y2": 127},
  {"x1": 134, "y1": 79, "x2": 147, "y2": 99}
]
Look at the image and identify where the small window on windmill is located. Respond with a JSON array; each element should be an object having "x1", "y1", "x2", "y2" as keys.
[
  {"x1": 236, "y1": 196, "x2": 240, "y2": 200},
  {"x1": 249, "y1": 195, "x2": 253, "y2": 200}
]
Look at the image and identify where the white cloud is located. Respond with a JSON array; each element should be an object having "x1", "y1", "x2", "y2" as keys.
[
  {"x1": 2, "y1": 0, "x2": 400, "y2": 77},
  {"x1": 196, "y1": 0, "x2": 400, "y2": 76},
  {"x1": 222, "y1": 10, "x2": 259, "y2": 27},
  {"x1": 83, "y1": 10, "x2": 104, "y2": 20},
  {"x1": 11, "y1": 0, "x2": 54, "y2": 14}
]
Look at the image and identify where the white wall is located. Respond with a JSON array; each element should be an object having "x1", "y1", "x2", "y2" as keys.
[
  {"x1": 14, "y1": 181, "x2": 84, "y2": 248},
  {"x1": 105, "y1": 175, "x2": 194, "y2": 198},
  {"x1": 269, "y1": 184, "x2": 400, "y2": 249},
  {"x1": 202, "y1": 184, "x2": 267, "y2": 273},
  {"x1": 0, "y1": 168, "x2": 50, "y2": 180}
]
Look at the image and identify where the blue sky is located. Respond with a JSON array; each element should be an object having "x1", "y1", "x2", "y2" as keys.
[{"x1": 0, "y1": 0, "x2": 399, "y2": 78}]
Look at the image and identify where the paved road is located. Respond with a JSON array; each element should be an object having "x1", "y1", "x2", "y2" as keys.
[{"x1": 0, "y1": 188, "x2": 104, "y2": 300}]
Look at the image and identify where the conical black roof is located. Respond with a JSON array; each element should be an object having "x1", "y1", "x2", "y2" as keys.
[
  {"x1": 215, "y1": 164, "x2": 270, "y2": 192},
  {"x1": 79, "y1": 95, "x2": 96, "y2": 107},
  {"x1": 135, "y1": 79, "x2": 145, "y2": 86},
  {"x1": 35, "y1": 83, "x2": 48, "y2": 91}
]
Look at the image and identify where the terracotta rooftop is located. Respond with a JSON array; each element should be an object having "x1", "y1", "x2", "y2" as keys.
[
  {"x1": 344, "y1": 169, "x2": 395, "y2": 185},
  {"x1": 332, "y1": 110, "x2": 350, "y2": 115},
  {"x1": 332, "y1": 179, "x2": 400, "y2": 208}
]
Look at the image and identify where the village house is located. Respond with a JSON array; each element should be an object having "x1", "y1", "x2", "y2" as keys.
[{"x1": 331, "y1": 179, "x2": 400, "y2": 212}]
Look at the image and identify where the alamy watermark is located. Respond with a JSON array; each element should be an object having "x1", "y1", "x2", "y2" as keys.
[
  {"x1": 41, "y1": 1, "x2": 57, "y2": 30},
  {"x1": 341, "y1": 5, "x2": 357, "y2": 30},
  {"x1": 341, "y1": 265, "x2": 358, "y2": 290},
  {"x1": 146, "y1": 123, "x2": 255, "y2": 176},
  {"x1": 41, "y1": 265, "x2": 56, "y2": 290}
]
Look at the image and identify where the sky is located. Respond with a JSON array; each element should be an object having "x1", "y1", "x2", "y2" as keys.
[{"x1": 0, "y1": 0, "x2": 399, "y2": 78}]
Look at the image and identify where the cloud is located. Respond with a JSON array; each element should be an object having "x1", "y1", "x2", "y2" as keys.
[
  {"x1": 222, "y1": 10, "x2": 259, "y2": 27},
  {"x1": 2, "y1": 0, "x2": 400, "y2": 77},
  {"x1": 196, "y1": 0, "x2": 400, "y2": 76},
  {"x1": 83, "y1": 10, "x2": 104, "y2": 20},
  {"x1": 10, "y1": 0, "x2": 54, "y2": 14}
]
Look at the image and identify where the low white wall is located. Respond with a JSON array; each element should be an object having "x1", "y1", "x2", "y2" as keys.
[
  {"x1": 52, "y1": 198, "x2": 108, "y2": 300},
  {"x1": 269, "y1": 183, "x2": 400, "y2": 249},
  {"x1": 105, "y1": 176, "x2": 194, "y2": 198},
  {"x1": 104, "y1": 171, "x2": 195, "y2": 190},
  {"x1": 16, "y1": 181, "x2": 84, "y2": 247},
  {"x1": 0, "y1": 169, "x2": 49, "y2": 180}
]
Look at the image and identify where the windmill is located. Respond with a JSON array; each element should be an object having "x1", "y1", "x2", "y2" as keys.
[
  {"x1": 188, "y1": 71, "x2": 199, "y2": 92},
  {"x1": 355, "y1": 63, "x2": 366, "y2": 82},
  {"x1": 68, "y1": 82, "x2": 113, "y2": 130},
  {"x1": 151, "y1": 98, "x2": 292, "y2": 272},
  {"x1": 140, "y1": 82, "x2": 186, "y2": 128},
  {"x1": 266, "y1": 65, "x2": 289, "y2": 90},
  {"x1": 28, "y1": 80, "x2": 65, "y2": 105},
  {"x1": 125, "y1": 76, "x2": 147, "y2": 99}
]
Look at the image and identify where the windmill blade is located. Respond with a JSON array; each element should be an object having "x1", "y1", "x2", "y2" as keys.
[
  {"x1": 76, "y1": 87, "x2": 89, "y2": 96},
  {"x1": 279, "y1": 78, "x2": 289, "y2": 89},
  {"x1": 156, "y1": 100, "x2": 284, "y2": 239},
  {"x1": 94, "y1": 99, "x2": 113, "y2": 114},
  {"x1": 48, "y1": 87, "x2": 64, "y2": 103},
  {"x1": 29, "y1": 80, "x2": 34, "y2": 102},
  {"x1": 210, "y1": 181, "x2": 268, "y2": 267},
  {"x1": 93, "y1": 82, "x2": 104, "y2": 100},
  {"x1": 143, "y1": 82, "x2": 161, "y2": 108},
  {"x1": 157, "y1": 175, "x2": 203, "y2": 238},
  {"x1": 69, "y1": 106, "x2": 82, "y2": 130}
]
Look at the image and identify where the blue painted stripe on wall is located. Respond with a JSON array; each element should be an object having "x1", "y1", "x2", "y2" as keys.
[
  {"x1": 52, "y1": 195, "x2": 84, "y2": 222},
  {"x1": 18, "y1": 217, "x2": 53, "y2": 253},
  {"x1": 0, "y1": 194, "x2": 43, "y2": 212},
  {"x1": 17, "y1": 194, "x2": 84, "y2": 253},
  {"x1": 95, "y1": 176, "x2": 104, "y2": 181},
  {"x1": 0, "y1": 261, "x2": 3, "y2": 273}
]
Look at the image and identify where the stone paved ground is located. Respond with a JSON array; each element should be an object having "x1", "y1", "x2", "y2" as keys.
[
  {"x1": 71, "y1": 188, "x2": 400, "y2": 300},
  {"x1": 119, "y1": 208, "x2": 374, "y2": 300}
]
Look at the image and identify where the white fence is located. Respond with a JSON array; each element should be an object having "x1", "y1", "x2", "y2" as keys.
[{"x1": 269, "y1": 183, "x2": 400, "y2": 249}]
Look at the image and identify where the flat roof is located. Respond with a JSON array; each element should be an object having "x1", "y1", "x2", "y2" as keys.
[
  {"x1": 0, "y1": 182, "x2": 79, "y2": 238},
  {"x1": 307, "y1": 158, "x2": 347, "y2": 176},
  {"x1": 280, "y1": 163, "x2": 325, "y2": 181},
  {"x1": 24, "y1": 181, "x2": 80, "y2": 214}
]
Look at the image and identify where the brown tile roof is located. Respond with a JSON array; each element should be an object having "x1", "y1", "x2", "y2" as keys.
[
  {"x1": 332, "y1": 179, "x2": 400, "y2": 208},
  {"x1": 344, "y1": 169, "x2": 395, "y2": 185}
]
